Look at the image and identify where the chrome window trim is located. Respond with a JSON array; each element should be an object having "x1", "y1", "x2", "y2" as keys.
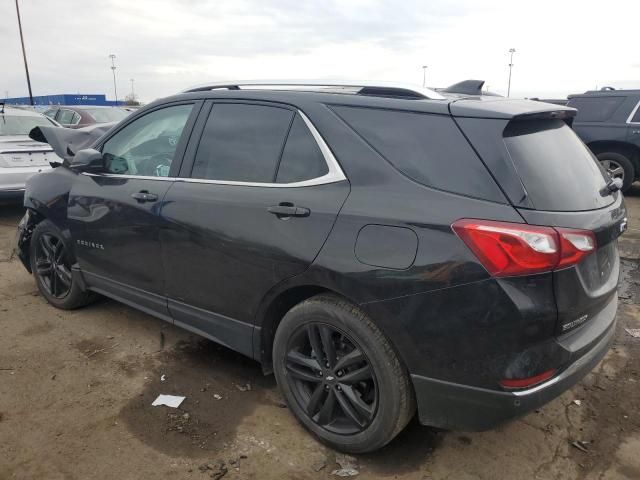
[
  {"x1": 82, "y1": 109, "x2": 347, "y2": 188},
  {"x1": 626, "y1": 99, "x2": 640, "y2": 124}
]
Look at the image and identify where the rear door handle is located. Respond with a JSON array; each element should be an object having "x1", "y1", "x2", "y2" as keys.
[
  {"x1": 268, "y1": 203, "x2": 310, "y2": 218},
  {"x1": 131, "y1": 191, "x2": 158, "y2": 203}
]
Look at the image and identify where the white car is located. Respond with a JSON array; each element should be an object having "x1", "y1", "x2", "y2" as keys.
[{"x1": 0, "y1": 104, "x2": 61, "y2": 201}]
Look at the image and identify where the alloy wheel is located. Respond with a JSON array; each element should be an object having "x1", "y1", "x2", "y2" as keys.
[
  {"x1": 35, "y1": 233, "x2": 72, "y2": 299},
  {"x1": 285, "y1": 323, "x2": 378, "y2": 435},
  {"x1": 601, "y1": 159, "x2": 625, "y2": 182}
]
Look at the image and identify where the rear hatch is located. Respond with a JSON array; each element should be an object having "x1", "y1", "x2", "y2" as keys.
[
  {"x1": 0, "y1": 135, "x2": 56, "y2": 167},
  {"x1": 452, "y1": 99, "x2": 626, "y2": 335}
]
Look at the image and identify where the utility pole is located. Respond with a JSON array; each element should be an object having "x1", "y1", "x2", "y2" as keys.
[
  {"x1": 130, "y1": 78, "x2": 135, "y2": 100},
  {"x1": 422, "y1": 65, "x2": 428, "y2": 87},
  {"x1": 507, "y1": 48, "x2": 516, "y2": 97},
  {"x1": 15, "y1": 0, "x2": 34, "y2": 105},
  {"x1": 109, "y1": 54, "x2": 118, "y2": 106}
]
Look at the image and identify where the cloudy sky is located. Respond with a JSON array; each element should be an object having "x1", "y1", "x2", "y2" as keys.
[{"x1": 1, "y1": 0, "x2": 638, "y2": 103}]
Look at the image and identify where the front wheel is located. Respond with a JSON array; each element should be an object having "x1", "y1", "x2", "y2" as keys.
[
  {"x1": 29, "y1": 219, "x2": 94, "y2": 310},
  {"x1": 273, "y1": 294, "x2": 415, "y2": 453}
]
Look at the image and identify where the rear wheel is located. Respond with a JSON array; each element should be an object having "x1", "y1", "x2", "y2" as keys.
[
  {"x1": 597, "y1": 152, "x2": 635, "y2": 192},
  {"x1": 30, "y1": 220, "x2": 94, "y2": 309},
  {"x1": 273, "y1": 294, "x2": 415, "y2": 453}
]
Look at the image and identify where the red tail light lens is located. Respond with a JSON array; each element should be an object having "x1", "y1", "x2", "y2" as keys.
[
  {"x1": 500, "y1": 369, "x2": 557, "y2": 389},
  {"x1": 452, "y1": 219, "x2": 596, "y2": 277}
]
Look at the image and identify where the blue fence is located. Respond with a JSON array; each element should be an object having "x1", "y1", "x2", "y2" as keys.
[{"x1": 4, "y1": 94, "x2": 118, "y2": 106}]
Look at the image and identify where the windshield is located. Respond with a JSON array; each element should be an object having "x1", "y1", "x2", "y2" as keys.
[
  {"x1": 504, "y1": 119, "x2": 613, "y2": 211},
  {"x1": 0, "y1": 114, "x2": 55, "y2": 136},
  {"x1": 84, "y1": 108, "x2": 129, "y2": 123}
]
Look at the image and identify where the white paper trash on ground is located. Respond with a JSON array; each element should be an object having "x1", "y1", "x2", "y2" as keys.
[
  {"x1": 151, "y1": 394, "x2": 186, "y2": 408},
  {"x1": 625, "y1": 328, "x2": 640, "y2": 338}
]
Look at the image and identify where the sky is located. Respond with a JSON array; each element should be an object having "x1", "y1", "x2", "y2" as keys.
[{"x1": 1, "y1": 0, "x2": 638, "y2": 103}]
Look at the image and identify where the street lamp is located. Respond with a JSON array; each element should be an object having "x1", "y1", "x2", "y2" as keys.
[
  {"x1": 507, "y1": 48, "x2": 516, "y2": 97},
  {"x1": 14, "y1": 0, "x2": 34, "y2": 106},
  {"x1": 130, "y1": 78, "x2": 135, "y2": 100},
  {"x1": 422, "y1": 65, "x2": 428, "y2": 87},
  {"x1": 109, "y1": 54, "x2": 118, "y2": 106}
]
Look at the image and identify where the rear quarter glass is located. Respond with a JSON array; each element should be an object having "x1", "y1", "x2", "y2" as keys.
[
  {"x1": 503, "y1": 119, "x2": 613, "y2": 212},
  {"x1": 329, "y1": 105, "x2": 505, "y2": 203}
]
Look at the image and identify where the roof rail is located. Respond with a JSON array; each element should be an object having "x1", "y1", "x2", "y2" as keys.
[{"x1": 181, "y1": 80, "x2": 446, "y2": 100}]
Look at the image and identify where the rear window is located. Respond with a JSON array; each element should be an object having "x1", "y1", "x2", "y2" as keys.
[
  {"x1": 331, "y1": 106, "x2": 504, "y2": 202},
  {"x1": 567, "y1": 96, "x2": 625, "y2": 122},
  {"x1": 504, "y1": 119, "x2": 612, "y2": 211},
  {"x1": 84, "y1": 108, "x2": 129, "y2": 123}
]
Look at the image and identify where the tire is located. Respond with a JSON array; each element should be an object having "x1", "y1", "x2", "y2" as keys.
[
  {"x1": 273, "y1": 293, "x2": 415, "y2": 453},
  {"x1": 596, "y1": 152, "x2": 635, "y2": 193},
  {"x1": 29, "y1": 219, "x2": 94, "y2": 310}
]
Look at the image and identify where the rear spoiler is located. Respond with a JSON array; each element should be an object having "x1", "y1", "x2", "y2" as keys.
[
  {"x1": 449, "y1": 98, "x2": 577, "y2": 120},
  {"x1": 29, "y1": 123, "x2": 115, "y2": 163}
]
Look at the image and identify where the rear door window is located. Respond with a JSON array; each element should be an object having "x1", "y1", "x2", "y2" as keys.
[
  {"x1": 567, "y1": 96, "x2": 625, "y2": 122},
  {"x1": 192, "y1": 103, "x2": 293, "y2": 183},
  {"x1": 56, "y1": 109, "x2": 75, "y2": 125},
  {"x1": 503, "y1": 119, "x2": 612, "y2": 211},
  {"x1": 331, "y1": 105, "x2": 504, "y2": 202},
  {"x1": 276, "y1": 114, "x2": 328, "y2": 183}
]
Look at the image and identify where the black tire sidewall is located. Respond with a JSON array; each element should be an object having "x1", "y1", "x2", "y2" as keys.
[
  {"x1": 597, "y1": 152, "x2": 635, "y2": 192},
  {"x1": 273, "y1": 296, "x2": 411, "y2": 453},
  {"x1": 29, "y1": 220, "x2": 88, "y2": 310}
]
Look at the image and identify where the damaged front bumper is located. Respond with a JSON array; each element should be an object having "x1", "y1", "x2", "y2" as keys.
[{"x1": 14, "y1": 209, "x2": 37, "y2": 272}]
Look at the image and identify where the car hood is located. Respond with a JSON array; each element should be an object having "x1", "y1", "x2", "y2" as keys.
[{"x1": 28, "y1": 122, "x2": 116, "y2": 162}]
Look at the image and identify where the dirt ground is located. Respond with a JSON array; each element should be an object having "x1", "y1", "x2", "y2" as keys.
[{"x1": 1, "y1": 189, "x2": 639, "y2": 480}]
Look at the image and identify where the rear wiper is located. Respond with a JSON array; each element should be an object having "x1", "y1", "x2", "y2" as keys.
[{"x1": 600, "y1": 177, "x2": 623, "y2": 196}]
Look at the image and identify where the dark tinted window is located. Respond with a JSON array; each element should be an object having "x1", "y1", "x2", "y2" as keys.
[
  {"x1": 567, "y1": 96, "x2": 625, "y2": 122},
  {"x1": 632, "y1": 101, "x2": 640, "y2": 123},
  {"x1": 504, "y1": 119, "x2": 612, "y2": 211},
  {"x1": 332, "y1": 106, "x2": 503, "y2": 201},
  {"x1": 192, "y1": 104, "x2": 293, "y2": 182},
  {"x1": 276, "y1": 114, "x2": 328, "y2": 183}
]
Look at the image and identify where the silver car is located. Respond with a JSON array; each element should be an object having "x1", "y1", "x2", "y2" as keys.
[{"x1": 0, "y1": 105, "x2": 61, "y2": 201}]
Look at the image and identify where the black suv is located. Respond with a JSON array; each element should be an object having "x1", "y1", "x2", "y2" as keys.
[
  {"x1": 16, "y1": 81, "x2": 626, "y2": 453},
  {"x1": 567, "y1": 88, "x2": 640, "y2": 191}
]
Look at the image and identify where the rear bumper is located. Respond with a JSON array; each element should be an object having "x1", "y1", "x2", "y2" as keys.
[
  {"x1": 0, "y1": 166, "x2": 51, "y2": 194},
  {"x1": 412, "y1": 309, "x2": 616, "y2": 430}
]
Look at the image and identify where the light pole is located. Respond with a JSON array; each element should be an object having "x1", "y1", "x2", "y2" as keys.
[
  {"x1": 507, "y1": 48, "x2": 516, "y2": 97},
  {"x1": 422, "y1": 65, "x2": 428, "y2": 87},
  {"x1": 130, "y1": 78, "x2": 135, "y2": 102},
  {"x1": 15, "y1": 0, "x2": 34, "y2": 105},
  {"x1": 109, "y1": 54, "x2": 118, "y2": 106}
]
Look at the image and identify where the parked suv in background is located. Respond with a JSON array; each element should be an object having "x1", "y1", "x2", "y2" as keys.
[
  {"x1": 15, "y1": 81, "x2": 626, "y2": 453},
  {"x1": 43, "y1": 105, "x2": 130, "y2": 129},
  {"x1": 567, "y1": 88, "x2": 640, "y2": 191}
]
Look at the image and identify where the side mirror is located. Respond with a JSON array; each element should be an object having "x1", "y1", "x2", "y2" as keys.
[{"x1": 69, "y1": 148, "x2": 104, "y2": 172}]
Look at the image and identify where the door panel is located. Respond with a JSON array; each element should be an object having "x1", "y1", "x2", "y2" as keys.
[
  {"x1": 68, "y1": 174, "x2": 172, "y2": 297},
  {"x1": 161, "y1": 181, "x2": 349, "y2": 324}
]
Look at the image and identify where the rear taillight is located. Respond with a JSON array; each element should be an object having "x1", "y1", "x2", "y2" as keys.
[
  {"x1": 452, "y1": 219, "x2": 596, "y2": 277},
  {"x1": 500, "y1": 369, "x2": 557, "y2": 389}
]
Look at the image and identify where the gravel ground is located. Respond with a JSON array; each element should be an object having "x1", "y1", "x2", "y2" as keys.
[{"x1": 1, "y1": 188, "x2": 639, "y2": 480}]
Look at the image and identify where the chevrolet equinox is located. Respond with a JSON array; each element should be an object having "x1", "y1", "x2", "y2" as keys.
[{"x1": 15, "y1": 81, "x2": 627, "y2": 453}]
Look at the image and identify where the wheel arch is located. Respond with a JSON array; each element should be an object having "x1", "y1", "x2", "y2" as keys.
[
  {"x1": 587, "y1": 140, "x2": 640, "y2": 177},
  {"x1": 255, "y1": 284, "x2": 358, "y2": 373}
]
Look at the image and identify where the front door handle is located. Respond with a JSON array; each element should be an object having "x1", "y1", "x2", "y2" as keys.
[
  {"x1": 268, "y1": 202, "x2": 310, "y2": 218},
  {"x1": 131, "y1": 191, "x2": 158, "y2": 203}
]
